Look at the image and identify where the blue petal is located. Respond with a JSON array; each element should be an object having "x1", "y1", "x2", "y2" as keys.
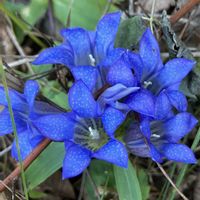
[
  {"x1": 125, "y1": 89, "x2": 155, "y2": 117},
  {"x1": 33, "y1": 113, "x2": 75, "y2": 141},
  {"x1": 95, "y1": 12, "x2": 121, "y2": 62},
  {"x1": 161, "y1": 143, "x2": 196, "y2": 163},
  {"x1": 126, "y1": 51, "x2": 143, "y2": 81},
  {"x1": 69, "y1": 80, "x2": 97, "y2": 118},
  {"x1": 0, "y1": 109, "x2": 27, "y2": 136},
  {"x1": 32, "y1": 45, "x2": 74, "y2": 67},
  {"x1": 152, "y1": 58, "x2": 196, "y2": 92},
  {"x1": 71, "y1": 66, "x2": 98, "y2": 91},
  {"x1": 93, "y1": 139, "x2": 128, "y2": 167},
  {"x1": 0, "y1": 87, "x2": 27, "y2": 112},
  {"x1": 60, "y1": 28, "x2": 92, "y2": 65},
  {"x1": 163, "y1": 112, "x2": 198, "y2": 142},
  {"x1": 100, "y1": 84, "x2": 139, "y2": 102},
  {"x1": 11, "y1": 130, "x2": 43, "y2": 160},
  {"x1": 102, "y1": 107, "x2": 125, "y2": 136},
  {"x1": 166, "y1": 90, "x2": 187, "y2": 112},
  {"x1": 140, "y1": 117, "x2": 151, "y2": 139},
  {"x1": 98, "y1": 84, "x2": 139, "y2": 114},
  {"x1": 149, "y1": 143, "x2": 163, "y2": 163},
  {"x1": 139, "y1": 28, "x2": 161, "y2": 80},
  {"x1": 100, "y1": 48, "x2": 125, "y2": 67},
  {"x1": 155, "y1": 92, "x2": 171, "y2": 120},
  {"x1": 24, "y1": 80, "x2": 39, "y2": 109},
  {"x1": 88, "y1": 31, "x2": 95, "y2": 46},
  {"x1": 62, "y1": 143, "x2": 91, "y2": 179},
  {"x1": 0, "y1": 109, "x2": 13, "y2": 135},
  {"x1": 107, "y1": 58, "x2": 136, "y2": 87}
]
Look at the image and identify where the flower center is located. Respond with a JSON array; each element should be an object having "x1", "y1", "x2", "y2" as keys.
[
  {"x1": 74, "y1": 118, "x2": 108, "y2": 151},
  {"x1": 89, "y1": 54, "x2": 96, "y2": 66},
  {"x1": 143, "y1": 81, "x2": 152, "y2": 88}
]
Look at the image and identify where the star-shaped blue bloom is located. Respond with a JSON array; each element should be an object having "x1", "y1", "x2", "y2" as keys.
[
  {"x1": 34, "y1": 80, "x2": 128, "y2": 178},
  {"x1": 124, "y1": 112, "x2": 198, "y2": 163},
  {"x1": 33, "y1": 12, "x2": 157, "y2": 117},
  {"x1": 33, "y1": 12, "x2": 126, "y2": 92},
  {"x1": 126, "y1": 28, "x2": 196, "y2": 119},
  {"x1": 0, "y1": 80, "x2": 59, "y2": 160}
]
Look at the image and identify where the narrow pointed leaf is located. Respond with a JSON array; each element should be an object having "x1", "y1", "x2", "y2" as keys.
[
  {"x1": 114, "y1": 160, "x2": 142, "y2": 200},
  {"x1": 25, "y1": 142, "x2": 65, "y2": 190}
]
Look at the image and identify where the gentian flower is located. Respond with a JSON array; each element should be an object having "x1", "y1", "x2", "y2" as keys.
[
  {"x1": 33, "y1": 12, "x2": 156, "y2": 117},
  {"x1": 0, "y1": 80, "x2": 59, "y2": 160},
  {"x1": 124, "y1": 28, "x2": 196, "y2": 119},
  {"x1": 32, "y1": 12, "x2": 126, "y2": 92},
  {"x1": 34, "y1": 80, "x2": 128, "y2": 178},
  {"x1": 124, "y1": 112, "x2": 198, "y2": 163}
]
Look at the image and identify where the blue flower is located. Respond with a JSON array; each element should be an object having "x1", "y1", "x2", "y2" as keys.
[
  {"x1": 126, "y1": 28, "x2": 196, "y2": 119},
  {"x1": 124, "y1": 112, "x2": 198, "y2": 163},
  {"x1": 33, "y1": 12, "x2": 126, "y2": 92},
  {"x1": 0, "y1": 80, "x2": 59, "y2": 160},
  {"x1": 33, "y1": 12, "x2": 158, "y2": 117},
  {"x1": 34, "y1": 80, "x2": 128, "y2": 178}
]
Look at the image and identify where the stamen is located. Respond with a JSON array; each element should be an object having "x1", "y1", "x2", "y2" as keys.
[
  {"x1": 89, "y1": 127, "x2": 100, "y2": 139},
  {"x1": 152, "y1": 134, "x2": 160, "y2": 138},
  {"x1": 89, "y1": 54, "x2": 96, "y2": 66},
  {"x1": 143, "y1": 81, "x2": 152, "y2": 88}
]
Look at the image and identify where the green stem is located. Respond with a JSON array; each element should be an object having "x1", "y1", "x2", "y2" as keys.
[{"x1": 0, "y1": 59, "x2": 29, "y2": 200}]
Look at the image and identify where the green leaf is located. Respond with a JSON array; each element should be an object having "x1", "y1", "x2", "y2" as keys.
[
  {"x1": 41, "y1": 80, "x2": 70, "y2": 110},
  {"x1": 28, "y1": 190, "x2": 47, "y2": 199},
  {"x1": 0, "y1": 3, "x2": 46, "y2": 47},
  {"x1": 137, "y1": 169, "x2": 150, "y2": 200},
  {"x1": 53, "y1": 0, "x2": 117, "y2": 29},
  {"x1": 115, "y1": 16, "x2": 146, "y2": 49},
  {"x1": 114, "y1": 160, "x2": 142, "y2": 200},
  {"x1": 20, "y1": 0, "x2": 48, "y2": 26},
  {"x1": 25, "y1": 142, "x2": 65, "y2": 190}
]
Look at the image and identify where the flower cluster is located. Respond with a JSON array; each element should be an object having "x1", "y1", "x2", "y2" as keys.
[{"x1": 0, "y1": 12, "x2": 198, "y2": 179}]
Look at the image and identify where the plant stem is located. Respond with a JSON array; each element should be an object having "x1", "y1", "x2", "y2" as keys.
[
  {"x1": 0, "y1": 138, "x2": 51, "y2": 192},
  {"x1": 0, "y1": 59, "x2": 29, "y2": 199}
]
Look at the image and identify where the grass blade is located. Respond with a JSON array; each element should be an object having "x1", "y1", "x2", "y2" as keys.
[
  {"x1": 114, "y1": 160, "x2": 142, "y2": 200},
  {"x1": 0, "y1": 58, "x2": 29, "y2": 199}
]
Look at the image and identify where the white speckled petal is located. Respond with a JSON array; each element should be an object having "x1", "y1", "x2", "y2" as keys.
[
  {"x1": 125, "y1": 89, "x2": 155, "y2": 117},
  {"x1": 32, "y1": 45, "x2": 74, "y2": 67},
  {"x1": 11, "y1": 130, "x2": 43, "y2": 160},
  {"x1": 139, "y1": 28, "x2": 161, "y2": 80},
  {"x1": 60, "y1": 28, "x2": 92, "y2": 65},
  {"x1": 0, "y1": 87, "x2": 26, "y2": 112},
  {"x1": 94, "y1": 12, "x2": 121, "y2": 62},
  {"x1": 166, "y1": 90, "x2": 188, "y2": 112},
  {"x1": 71, "y1": 65, "x2": 98, "y2": 91},
  {"x1": 161, "y1": 143, "x2": 196, "y2": 163},
  {"x1": 107, "y1": 58, "x2": 136, "y2": 87},
  {"x1": 93, "y1": 139, "x2": 128, "y2": 167},
  {"x1": 33, "y1": 113, "x2": 75, "y2": 141},
  {"x1": 62, "y1": 143, "x2": 91, "y2": 179},
  {"x1": 102, "y1": 107, "x2": 125, "y2": 136},
  {"x1": 69, "y1": 80, "x2": 97, "y2": 118},
  {"x1": 163, "y1": 112, "x2": 198, "y2": 142},
  {"x1": 24, "y1": 80, "x2": 39, "y2": 109},
  {"x1": 152, "y1": 58, "x2": 195, "y2": 91}
]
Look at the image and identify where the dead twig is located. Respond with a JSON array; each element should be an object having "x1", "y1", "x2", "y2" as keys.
[
  {"x1": 0, "y1": 138, "x2": 51, "y2": 192},
  {"x1": 170, "y1": 0, "x2": 200, "y2": 24},
  {"x1": 156, "y1": 163, "x2": 189, "y2": 200}
]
